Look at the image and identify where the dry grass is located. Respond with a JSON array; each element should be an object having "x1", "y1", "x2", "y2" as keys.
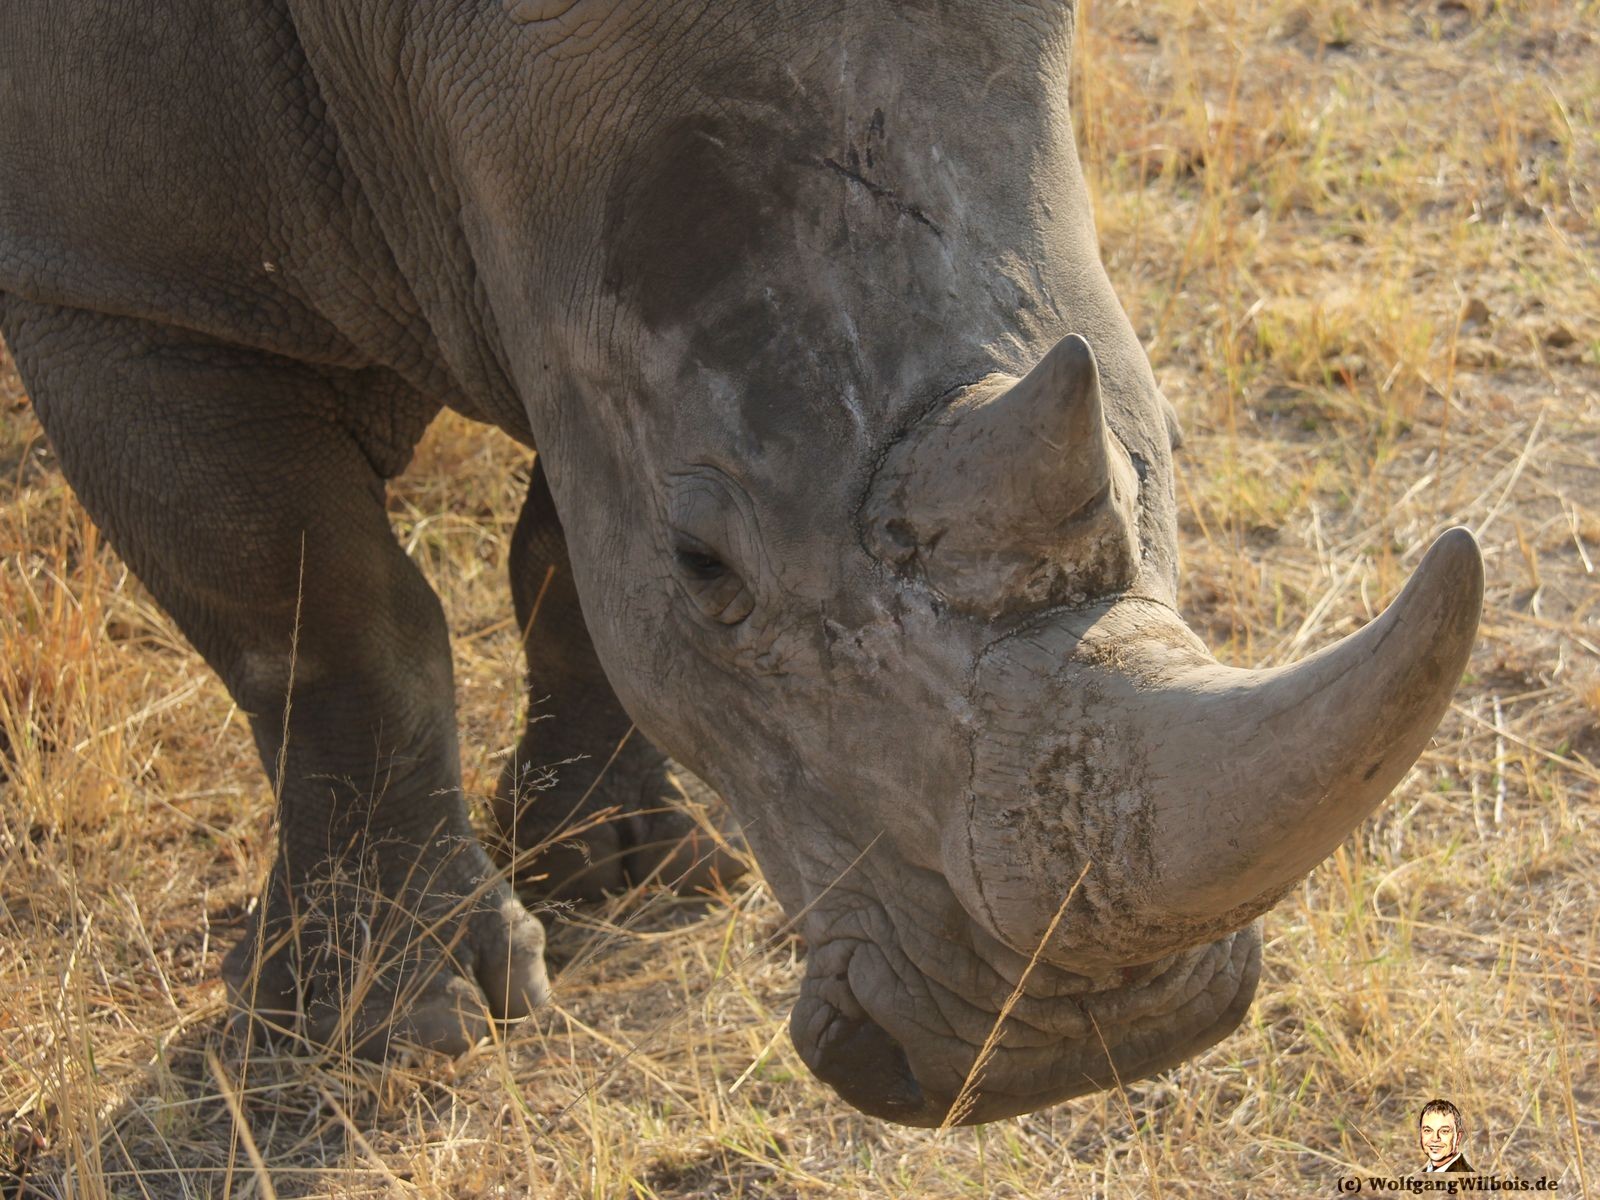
[{"x1": 3, "y1": 0, "x2": 1597, "y2": 1195}]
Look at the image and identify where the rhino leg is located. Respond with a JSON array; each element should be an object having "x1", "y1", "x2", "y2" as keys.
[
  {"x1": 3, "y1": 299, "x2": 547, "y2": 1056},
  {"x1": 490, "y1": 459, "x2": 745, "y2": 901}
]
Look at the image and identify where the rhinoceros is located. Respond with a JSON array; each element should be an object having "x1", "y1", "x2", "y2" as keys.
[{"x1": 0, "y1": 0, "x2": 1481, "y2": 1125}]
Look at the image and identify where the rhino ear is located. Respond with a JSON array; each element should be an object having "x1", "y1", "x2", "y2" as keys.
[
  {"x1": 1161, "y1": 395, "x2": 1184, "y2": 451},
  {"x1": 504, "y1": 0, "x2": 583, "y2": 23}
]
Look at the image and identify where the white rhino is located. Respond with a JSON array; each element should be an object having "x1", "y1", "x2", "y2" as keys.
[{"x1": 0, "y1": 0, "x2": 1481, "y2": 1124}]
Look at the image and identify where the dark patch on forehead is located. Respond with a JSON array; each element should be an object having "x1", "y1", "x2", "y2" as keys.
[
  {"x1": 603, "y1": 114, "x2": 797, "y2": 333},
  {"x1": 683, "y1": 294, "x2": 862, "y2": 456}
]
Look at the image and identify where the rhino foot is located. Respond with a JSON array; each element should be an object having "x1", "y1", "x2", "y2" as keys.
[
  {"x1": 221, "y1": 839, "x2": 548, "y2": 1059},
  {"x1": 491, "y1": 737, "x2": 747, "y2": 902}
]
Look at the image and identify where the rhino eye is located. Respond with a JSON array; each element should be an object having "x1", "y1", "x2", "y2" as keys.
[
  {"x1": 671, "y1": 534, "x2": 754, "y2": 625},
  {"x1": 674, "y1": 542, "x2": 727, "y2": 580},
  {"x1": 666, "y1": 470, "x2": 761, "y2": 626}
]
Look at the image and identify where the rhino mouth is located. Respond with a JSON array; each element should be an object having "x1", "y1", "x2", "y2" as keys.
[{"x1": 786, "y1": 873, "x2": 1262, "y2": 1127}]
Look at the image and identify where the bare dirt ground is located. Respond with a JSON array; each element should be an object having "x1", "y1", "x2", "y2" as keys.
[{"x1": 2, "y1": 1, "x2": 1596, "y2": 1196}]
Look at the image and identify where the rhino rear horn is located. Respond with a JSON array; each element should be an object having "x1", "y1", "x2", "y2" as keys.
[{"x1": 863, "y1": 334, "x2": 1140, "y2": 615}]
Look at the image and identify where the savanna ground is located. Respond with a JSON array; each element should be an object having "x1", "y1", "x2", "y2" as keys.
[{"x1": 2, "y1": 0, "x2": 1597, "y2": 1195}]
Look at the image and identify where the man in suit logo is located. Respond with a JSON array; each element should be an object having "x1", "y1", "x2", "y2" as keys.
[{"x1": 1418, "y1": 1099, "x2": 1473, "y2": 1173}]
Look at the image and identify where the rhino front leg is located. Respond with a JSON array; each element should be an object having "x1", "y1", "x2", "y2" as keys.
[
  {"x1": 491, "y1": 459, "x2": 744, "y2": 900},
  {"x1": 2, "y1": 299, "x2": 547, "y2": 1056}
]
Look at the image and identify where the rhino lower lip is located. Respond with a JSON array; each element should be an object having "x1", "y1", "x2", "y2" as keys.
[
  {"x1": 792, "y1": 924, "x2": 1262, "y2": 1127},
  {"x1": 804, "y1": 1005, "x2": 927, "y2": 1119},
  {"x1": 800, "y1": 984, "x2": 1261, "y2": 1129}
]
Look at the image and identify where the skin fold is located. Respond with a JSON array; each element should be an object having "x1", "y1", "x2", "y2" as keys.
[{"x1": 0, "y1": 0, "x2": 1481, "y2": 1124}]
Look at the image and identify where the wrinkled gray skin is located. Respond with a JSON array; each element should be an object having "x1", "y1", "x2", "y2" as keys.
[{"x1": 1, "y1": 0, "x2": 1482, "y2": 1125}]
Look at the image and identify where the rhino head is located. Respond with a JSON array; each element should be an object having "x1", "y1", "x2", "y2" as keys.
[{"x1": 475, "y1": 1, "x2": 1482, "y2": 1124}]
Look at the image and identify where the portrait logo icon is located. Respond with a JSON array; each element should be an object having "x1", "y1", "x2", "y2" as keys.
[
  {"x1": 1330, "y1": 1100, "x2": 1562, "y2": 1194},
  {"x1": 1416, "y1": 1098, "x2": 1473, "y2": 1175}
]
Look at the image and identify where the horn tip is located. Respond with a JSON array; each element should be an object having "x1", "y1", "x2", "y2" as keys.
[
  {"x1": 1416, "y1": 525, "x2": 1485, "y2": 631},
  {"x1": 1430, "y1": 524, "x2": 1484, "y2": 568},
  {"x1": 1047, "y1": 332, "x2": 1097, "y2": 381},
  {"x1": 1022, "y1": 333, "x2": 1103, "y2": 428},
  {"x1": 1060, "y1": 331, "x2": 1093, "y2": 359}
]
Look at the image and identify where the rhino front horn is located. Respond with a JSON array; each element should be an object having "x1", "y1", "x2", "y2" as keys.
[
  {"x1": 963, "y1": 527, "x2": 1485, "y2": 970},
  {"x1": 863, "y1": 333, "x2": 1141, "y2": 617}
]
